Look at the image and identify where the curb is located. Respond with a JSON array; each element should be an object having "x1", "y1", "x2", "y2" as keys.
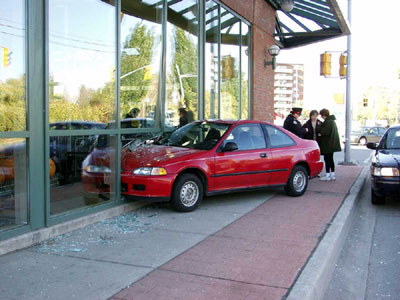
[
  {"x1": 0, "y1": 201, "x2": 146, "y2": 256},
  {"x1": 286, "y1": 165, "x2": 369, "y2": 300}
]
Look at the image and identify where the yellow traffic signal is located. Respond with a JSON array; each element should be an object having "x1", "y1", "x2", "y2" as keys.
[
  {"x1": 363, "y1": 98, "x2": 368, "y2": 107},
  {"x1": 320, "y1": 53, "x2": 331, "y2": 76},
  {"x1": 110, "y1": 67, "x2": 115, "y2": 81},
  {"x1": 3, "y1": 47, "x2": 11, "y2": 67},
  {"x1": 339, "y1": 53, "x2": 347, "y2": 78},
  {"x1": 221, "y1": 56, "x2": 234, "y2": 80}
]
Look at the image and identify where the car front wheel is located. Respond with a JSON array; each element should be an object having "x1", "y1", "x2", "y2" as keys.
[
  {"x1": 371, "y1": 189, "x2": 385, "y2": 205},
  {"x1": 284, "y1": 165, "x2": 308, "y2": 197},
  {"x1": 171, "y1": 174, "x2": 203, "y2": 212}
]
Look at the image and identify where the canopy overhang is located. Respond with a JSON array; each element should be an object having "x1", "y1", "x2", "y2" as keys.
[{"x1": 265, "y1": 0, "x2": 350, "y2": 48}]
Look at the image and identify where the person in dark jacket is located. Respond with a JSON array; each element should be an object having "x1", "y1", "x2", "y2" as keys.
[
  {"x1": 319, "y1": 108, "x2": 341, "y2": 181},
  {"x1": 178, "y1": 108, "x2": 189, "y2": 127},
  {"x1": 303, "y1": 110, "x2": 322, "y2": 142},
  {"x1": 283, "y1": 107, "x2": 308, "y2": 138}
]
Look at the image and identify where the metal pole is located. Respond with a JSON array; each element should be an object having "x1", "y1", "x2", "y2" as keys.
[{"x1": 344, "y1": 0, "x2": 352, "y2": 163}]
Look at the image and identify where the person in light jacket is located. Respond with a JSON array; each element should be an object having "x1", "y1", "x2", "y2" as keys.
[{"x1": 319, "y1": 108, "x2": 341, "y2": 181}]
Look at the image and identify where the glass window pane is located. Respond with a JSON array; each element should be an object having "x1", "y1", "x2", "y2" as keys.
[
  {"x1": 120, "y1": 0, "x2": 162, "y2": 128},
  {"x1": 0, "y1": 138, "x2": 28, "y2": 230},
  {"x1": 241, "y1": 23, "x2": 250, "y2": 120},
  {"x1": 166, "y1": 0, "x2": 199, "y2": 128},
  {"x1": 0, "y1": 0, "x2": 26, "y2": 131},
  {"x1": 205, "y1": 0, "x2": 219, "y2": 119},
  {"x1": 48, "y1": 0, "x2": 116, "y2": 128},
  {"x1": 220, "y1": 11, "x2": 240, "y2": 120},
  {"x1": 50, "y1": 134, "x2": 117, "y2": 215},
  {"x1": 264, "y1": 124, "x2": 295, "y2": 148}
]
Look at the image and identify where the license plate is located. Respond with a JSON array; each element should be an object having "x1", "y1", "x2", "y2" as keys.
[{"x1": 104, "y1": 174, "x2": 112, "y2": 185}]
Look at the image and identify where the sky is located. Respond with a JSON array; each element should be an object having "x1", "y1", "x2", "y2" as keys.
[{"x1": 277, "y1": 0, "x2": 400, "y2": 117}]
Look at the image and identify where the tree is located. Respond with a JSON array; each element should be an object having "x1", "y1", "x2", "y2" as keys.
[{"x1": 120, "y1": 22, "x2": 155, "y2": 117}]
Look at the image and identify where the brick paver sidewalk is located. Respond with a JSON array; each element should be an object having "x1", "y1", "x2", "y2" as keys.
[{"x1": 111, "y1": 165, "x2": 362, "y2": 300}]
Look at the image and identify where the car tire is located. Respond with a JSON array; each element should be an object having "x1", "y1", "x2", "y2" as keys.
[
  {"x1": 359, "y1": 137, "x2": 367, "y2": 146},
  {"x1": 371, "y1": 189, "x2": 385, "y2": 205},
  {"x1": 284, "y1": 165, "x2": 308, "y2": 197},
  {"x1": 171, "y1": 174, "x2": 203, "y2": 212}
]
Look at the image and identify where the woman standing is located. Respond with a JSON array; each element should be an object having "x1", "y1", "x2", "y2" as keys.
[
  {"x1": 303, "y1": 110, "x2": 322, "y2": 142},
  {"x1": 319, "y1": 109, "x2": 341, "y2": 181}
]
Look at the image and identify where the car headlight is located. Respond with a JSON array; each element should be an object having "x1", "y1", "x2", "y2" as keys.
[
  {"x1": 83, "y1": 165, "x2": 112, "y2": 173},
  {"x1": 133, "y1": 167, "x2": 167, "y2": 176},
  {"x1": 372, "y1": 166, "x2": 400, "y2": 177}
]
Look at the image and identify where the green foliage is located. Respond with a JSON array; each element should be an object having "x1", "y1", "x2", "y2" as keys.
[
  {"x1": 120, "y1": 22, "x2": 155, "y2": 117},
  {"x1": 0, "y1": 76, "x2": 26, "y2": 131},
  {"x1": 169, "y1": 28, "x2": 197, "y2": 114}
]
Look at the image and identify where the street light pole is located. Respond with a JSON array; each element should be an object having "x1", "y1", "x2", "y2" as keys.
[{"x1": 344, "y1": 0, "x2": 352, "y2": 163}]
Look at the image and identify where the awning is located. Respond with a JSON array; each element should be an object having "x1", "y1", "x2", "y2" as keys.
[{"x1": 265, "y1": 0, "x2": 350, "y2": 48}]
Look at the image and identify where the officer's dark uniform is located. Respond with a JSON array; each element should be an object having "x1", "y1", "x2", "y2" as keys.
[{"x1": 283, "y1": 108, "x2": 307, "y2": 138}]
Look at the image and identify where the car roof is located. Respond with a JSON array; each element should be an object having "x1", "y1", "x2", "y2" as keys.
[
  {"x1": 388, "y1": 124, "x2": 400, "y2": 129},
  {"x1": 200, "y1": 119, "x2": 272, "y2": 126}
]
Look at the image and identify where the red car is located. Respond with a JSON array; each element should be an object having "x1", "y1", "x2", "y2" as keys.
[{"x1": 82, "y1": 120, "x2": 323, "y2": 212}]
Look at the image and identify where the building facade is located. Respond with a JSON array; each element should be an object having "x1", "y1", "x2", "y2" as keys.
[
  {"x1": 0, "y1": 0, "x2": 348, "y2": 245},
  {"x1": 274, "y1": 63, "x2": 304, "y2": 125}
]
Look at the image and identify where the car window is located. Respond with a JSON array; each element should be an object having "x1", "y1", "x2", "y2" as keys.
[
  {"x1": 154, "y1": 121, "x2": 231, "y2": 150},
  {"x1": 222, "y1": 124, "x2": 266, "y2": 151},
  {"x1": 382, "y1": 129, "x2": 400, "y2": 149},
  {"x1": 370, "y1": 128, "x2": 378, "y2": 135},
  {"x1": 378, "y1": 127, "x2": 386, "y2": 134},
  {"x1": 263, "y1": 124, "x2": 296, "y2": 148}
]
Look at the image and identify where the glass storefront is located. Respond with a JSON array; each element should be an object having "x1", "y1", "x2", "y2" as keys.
[
  {"x1": 0, "y1": 0, "x2": 28, "y2": 231},
  {"x1": 0, "y1": 0, "x2": 251, "y2": 237}
]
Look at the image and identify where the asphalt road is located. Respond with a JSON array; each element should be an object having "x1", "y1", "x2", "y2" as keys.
[{"x1": 324, "y1": 178, "x2": 400, "y2": 299}]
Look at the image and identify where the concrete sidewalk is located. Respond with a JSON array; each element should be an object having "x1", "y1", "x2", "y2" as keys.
[{"x1": 0, "y1": 165, "x2": 365, "y2": 300}]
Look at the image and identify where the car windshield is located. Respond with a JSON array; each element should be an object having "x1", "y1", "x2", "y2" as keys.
[
  {"x1": 154, "y1": 121, "x2": 231, "y2": 150},
  {"x1": 381, "y1": 128, "x2": 400, "y2": 149}
]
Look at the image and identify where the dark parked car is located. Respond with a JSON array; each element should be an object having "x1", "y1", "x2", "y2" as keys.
[
  {"x1": 350, "y1": 126, "x2": 386, "y2": 145},
  {"x1": 50, "y1": 121, "x2": 106, "y2": 184},
  {"x1": 367, "y1": 125, "x2": 400, "y2": 204},
  {"x1": 82, "y1": 120, "x2": 323, "y2": 212}
]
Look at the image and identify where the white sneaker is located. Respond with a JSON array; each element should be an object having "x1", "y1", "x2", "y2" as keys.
[
  {"x1": 320, "y1": 173, "x2": 331, "y2": 181},
  {"x1": 331, "y1": 172, "x2": 336, "y2": 181}
]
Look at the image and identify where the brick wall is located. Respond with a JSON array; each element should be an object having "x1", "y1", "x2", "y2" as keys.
[{"x1": 221, "y1": 0, "x2": 276, "y2": 123}]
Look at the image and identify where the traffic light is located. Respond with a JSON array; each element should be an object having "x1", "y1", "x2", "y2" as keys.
[
  {"x1": 144, "y1": 66, "x2": 152, "y2": 80},
  {"x1": 320, "y1": 52, "x2": 331, "y2": 76},
  {"x1": 2, "y1": 47, "x2": 12, "y2": 67},
  {"x1": 339, "y1": 53, "x2": 347, "y2": 78},
  {"x1": 221, "y1": 56, "x2": 235, "y2": 80},
  {"x1": 363, "y1": 98, "x2": 368, "y2": 107},
  {"x1": 110, "y1": 67, "x2": 115, "y2": 81}
]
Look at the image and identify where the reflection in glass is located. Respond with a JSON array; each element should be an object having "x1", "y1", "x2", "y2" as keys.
[
  {"x1": 205, "y1": 0, "x2": 219, "y2": 119},
  {"x1": 0, "y1": 139, "x2": 28, "y2": 230},
  {"x1": 166, "y1": 0, "x2": 199, "y2": 127},
  {"x1": 241, "y1": 23, "x2": 250, "y2": 119},
  {"x1": 0, "y1": 0, "x2": 26, "y2": 131},
  {"x1": 48, "y1": 0, "x2": 116, "y2": 127},
  {"x1": 50, "y1": 134, "x2": 116, "y2": 215},
  {"x1": 220, "y1": 11, "x2": 240, "y2": 120},
  {"x1": 120, "y1": 0, "x2": 162, "y2": 128}
]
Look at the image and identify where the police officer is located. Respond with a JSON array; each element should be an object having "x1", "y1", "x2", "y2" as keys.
[{"x1": 283, "y1": 107, "x2": 308, "y2": 138}]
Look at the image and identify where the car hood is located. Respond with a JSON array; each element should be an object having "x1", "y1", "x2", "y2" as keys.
[
  {"x1": 121, "y1": 145, "x2": 202, "y2": 171},
  {"x1": 375, "y1": 149, "x2": 400, "y2": 168}
]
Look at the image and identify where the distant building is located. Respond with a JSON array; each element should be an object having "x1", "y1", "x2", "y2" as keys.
[{"x1": 274, "y1": 64, "x2": 304, "y2": 125}]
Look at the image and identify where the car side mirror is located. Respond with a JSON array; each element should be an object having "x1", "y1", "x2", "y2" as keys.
[
  {"x1": 222, "y1": 142, "x2": 238, "y2": 152},
  {"x1": 366, "y1": 142, "x2": 377, "y2": 150}
]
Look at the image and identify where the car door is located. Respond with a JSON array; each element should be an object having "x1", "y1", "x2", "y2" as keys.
[
  {"x1": 213, "y1": 124, "x2": 272, "y2": 191},
  {"x1": 262, "y1": 124, "x2": 297, "y2": 185},
  {"x1": 369, "y1": 127, "x2": 380, "y2": 143}
]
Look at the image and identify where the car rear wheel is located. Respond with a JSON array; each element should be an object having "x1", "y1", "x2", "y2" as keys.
[
  {"x1": 284, "y1": 165, "x2": 308, "y2": 197},
  {"x1": 371, "y1": 189, "x2": 385, "y2": 205},
  {"x1": 171, "y1": 174, "x2": 203, "y2": 212},
  {"x1": 359, "y1": 137, "x2": 367, "y2": 146}
]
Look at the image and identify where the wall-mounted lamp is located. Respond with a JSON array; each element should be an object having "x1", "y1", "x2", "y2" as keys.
[
  {"x1": 264, "y1": 45, "x2": 280, "y2": 70},
  {"x1": 281, "y1": 0, "x2": 295, "y2": 13}
]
